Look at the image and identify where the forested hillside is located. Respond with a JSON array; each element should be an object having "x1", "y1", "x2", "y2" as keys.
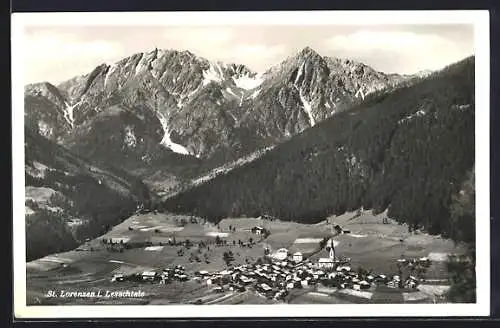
[
  {"x1": 25, "y1": 128, "x2": 152, "y2": 261},
  {"x1": 163, "y1": 56, "x2": 475, "y2": 242}
]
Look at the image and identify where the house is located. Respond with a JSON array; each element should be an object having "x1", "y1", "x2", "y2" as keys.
[
  {"x1": 387, "y1": 281, "x2": 397, "y2": 288},
  {"x1": 111, "y1": 274, "x2": 125, "y2": 282},
  {"x1": 333, "y1": 225, "x2": 343, "y2": 234},
  {"x1": 336, "y1": 266, "x2": 351, "y2": 272},
  {"x1": 239, "y1": 275, "x2": 253, "y2": 285},
  {"x1": 273, "y1": 248, "x2": 289, "y2": 261},
  {"x1": 318, "y1": 258, "x2": 335, "y2": 269},
  {"x1": 258, "y1": 283, "x2": 273, "y2": 296},
  {"x1": 359, "y1": 281, "x2": 371, "y2": 290},
  {"x1": 258, "y1": 214, "x2": 275, "y2": 221},
  {"x1": 251, "y1": 226, "x2": 265, "y2": 235},
  {"x1": 109, "y1": 237, "x2": 131, "y2": 244},
  {"x1": 293, "y1": 252, "x2": 303, "y2": 263},
  {"x1": 141, "y1": 271, "x2": 157, "y2": 281}
]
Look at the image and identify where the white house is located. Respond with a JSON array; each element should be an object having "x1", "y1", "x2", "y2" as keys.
[
  {"x1": 141, "y1": 271, "x2": 156, "y2": 281},
  {"x1": 273, "y1": 248, "x2": 289, "y2": 261},
  {"x1": 293, "y1": 252, "x2": 303, "y2": 263},
  {"x1": 318, "y1": 258, "x2": 335, "y2": 269}
]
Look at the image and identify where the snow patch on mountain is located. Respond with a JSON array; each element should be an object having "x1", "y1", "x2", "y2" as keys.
[
  {"x1": 295, "y1": 62, "x2": 306, "y2": 85},
  {"x1": 250, "y1": 89, "x2": 261, "y2": 99},
  {"x1": 225, "y1": 87, "x2": 239, "y2": 98},
  {"x1": 135, "y1": 53, "x2": 151, "y2": 75},
  {"x1": 104, "y1": 64, "x2": 118, "y2": 87},
  {"x1": 454, "y1": 104, "x2": 471, "y2": 112},
  {"x1": 203, "y1": 63, "x2": 224, "y2": 86},
  {"x1": 25, "y1": 161, "x2": 49, "y2": 179},
  {"x1": 398, "y1": 109, "x2": 427, "y2": 124},
  {"x1": 63, "y1": 101, "x2": 80, "y2": 128},
  {"x1": 355, "y1": 87, "x2": 365, "y2": 100},
  {"x1": 233, "y1": 73, "x2": 264, "y2": 90},
  {"x1": 156, "y1": 112, "x2": 192, "y2": 156},
  {"x1": 37, "y1": 121, "x2": 53, "y2": 138},
  {"x1": 178, "y1": 84, "x2": 203, "y2": 108},
  {"x1": 124, "y1": 125, "x2": 137, "y2": 148},
  {"x1": 415, "y1": 69, "x2": 433, "y2": 78},
  {"x1": 297, "y1": 87, "x2": 316, "y2": 127}
]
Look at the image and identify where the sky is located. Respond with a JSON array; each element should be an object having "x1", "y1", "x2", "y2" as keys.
[{"x1": 22, "y1": 24, "x2": 475, "y2": 85}]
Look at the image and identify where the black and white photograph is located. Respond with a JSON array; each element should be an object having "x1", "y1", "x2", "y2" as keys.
[{"x1": 11, "y1": 10, "x2": 490, "y2": 318}]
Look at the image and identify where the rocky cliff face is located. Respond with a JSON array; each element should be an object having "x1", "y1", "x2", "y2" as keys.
[{"x1": 24, "y1": 47, "x2": 417, "y2": 183}]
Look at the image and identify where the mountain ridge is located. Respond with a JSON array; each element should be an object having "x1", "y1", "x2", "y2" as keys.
[
  {"x1": 24, "y1": 46, "x2": 430, "y2": 191},
  {"x1": 162, "y1": 55, "x2": 475, "y2": 243}
]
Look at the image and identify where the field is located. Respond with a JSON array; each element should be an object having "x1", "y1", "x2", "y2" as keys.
[{"x1": 26, "y1": 209, "x2": 462, "y2": 305}]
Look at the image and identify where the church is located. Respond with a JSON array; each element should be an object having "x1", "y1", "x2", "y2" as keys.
[{"x1": 317, "y1": 239, "x2": 337, "y2": 269}]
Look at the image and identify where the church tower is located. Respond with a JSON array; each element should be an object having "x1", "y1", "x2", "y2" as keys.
[{"x1": 329, "y1": 239, "x2": 335, "y2": 260}]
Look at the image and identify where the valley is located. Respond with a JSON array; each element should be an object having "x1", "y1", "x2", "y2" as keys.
[
  {"x1": 23, "y1": 46, "x2": 476, "y2": 306},
  {"x1": 26, "y1": 210, "x2": 460, "y2": 305}
]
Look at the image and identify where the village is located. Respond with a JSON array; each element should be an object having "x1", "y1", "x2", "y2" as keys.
[
  {"x1": 108, "y1": 219, "x2": 435, "y2": 303},
  {"x1": 27, "y1": 210, "x2": 455, "y2": 305}
]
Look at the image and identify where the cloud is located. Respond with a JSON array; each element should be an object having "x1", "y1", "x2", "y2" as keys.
[
  {"x1": 23, "y1": 31, "x2": 125, "y2": 84},
  {"x1": 326, "y1": 30, "x2": 451, "y2": 50},
  {"x1": 230, "y1": 44, "x2": 287, "y2": 64},
  {"x1": 162, "y1": 27, "x2": 286, "y2": 71},
  {"x1": 324, "y1": 30, "x2": 469, "y2": 73},
  {"x1": 162, "y1": 27, "x2": 234, "y2": 50}
]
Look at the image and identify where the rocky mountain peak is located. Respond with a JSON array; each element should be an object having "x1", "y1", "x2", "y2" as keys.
[
  {"x1": 25, "y1": 46, "x2": 416, "y2": 174},
  {"x1": 297, "y1": 46, "x2": 320, "y2": 58}
]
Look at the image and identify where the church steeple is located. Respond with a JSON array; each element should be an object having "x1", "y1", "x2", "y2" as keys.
[{"x1": 329, "y1": 239, "x2": 335, "y2": 260}]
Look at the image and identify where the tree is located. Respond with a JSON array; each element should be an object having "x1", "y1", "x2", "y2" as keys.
[
  {"x1": 223, "y1": 251, "x2": 235, "y2": 266},
  {"x1": 319, "y1": 237, "x2": 329, "y2": 250},
  {"x1": 446, "y1": 168, "x2": 476, "y2": 303}
]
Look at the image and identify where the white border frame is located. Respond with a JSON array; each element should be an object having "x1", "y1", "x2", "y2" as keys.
[{"x1": 11, "y1": 10, "x2": 490, "y2": 318}]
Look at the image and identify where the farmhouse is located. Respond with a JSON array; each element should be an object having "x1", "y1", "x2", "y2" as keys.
[
  {"x1": 333, "y1": 225, "x2": 343, "y2": 234},
  {"x1": 141, "y1": 271, "x2": 157, "y2": 281},
  {"x1": 293, "y1": 252, "x2": 303, "y2": 263},
  {"x1": 251, "y1": 226, "x2": 265, "y2": 235},
  {"x1": 318, "y1": 258, "x2": 336, "y2": 269},
  {"x1": 108, "y1": 237, "x2": 131, "y2": 244},
  {"x1": 273, "y1": 248, "x2": 289, "y2": 261},
  {"x1": 257, "y1": 214, "x2": 275, "y2": 221}
]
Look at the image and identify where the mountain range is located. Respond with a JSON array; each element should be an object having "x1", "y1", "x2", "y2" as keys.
[
  {"x1": 25, "y1": 46, "x2": 460, "y2": 261},
  {"x1": 163, "y1": 56, "x2": 475, "y2": 243},
  {"x1": 24, "y1": 47, "x2": 429, "y2": 192}
]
